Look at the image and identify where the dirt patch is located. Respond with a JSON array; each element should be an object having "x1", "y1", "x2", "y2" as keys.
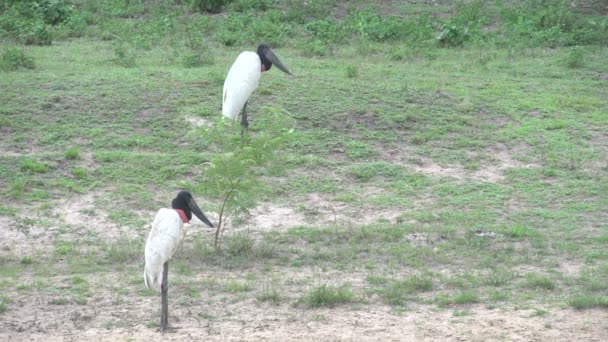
[
  {"x1": 382, "y1": 143, "x2": 539, "y2": 183},
  {"x1": 2, "y1": 300, "x2": 607, "y2": 342},
  {"x1": 186, "y1": 115, "x2": 213, "y2": 128}
]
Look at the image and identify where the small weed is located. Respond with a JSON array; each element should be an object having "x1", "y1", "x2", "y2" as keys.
[
  {"x1": 14, "y1": 218, "x2": 35, "y2": 235},
  {"x1": 20, "y1": 256, "x2": 33, "y2": 265},
  {"x1": 453, "y1": 309, "x2": 473, "y2": 316},
  {"x1": 49, "y1": 297, "x2": 69, "y2": 305},
  {"x1": 71, "y1": 167, "x2": 87, "y2": 179},
  {"x1": 64, "y1": 148, "x2": 80, "y2": 160},
  {"x1": 531, "y1": 308, "x2": 548, "y2": 317}
]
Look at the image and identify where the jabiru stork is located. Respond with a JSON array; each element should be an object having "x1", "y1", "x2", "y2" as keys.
[
  {"x1": 144, "y1": 190, "x2": 214, "y2": 333},
  {"x1": 222, "y1": 43, "x2": 292, "y2": 130}
]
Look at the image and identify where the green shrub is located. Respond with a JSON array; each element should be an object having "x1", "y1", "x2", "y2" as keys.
[
  {"x1": 0, "y1": 0, "x2": 80, "y2": 45},
  {"x1": 437, "y1": 24, "x2": 471, "y2": 47},
  {"x1": 494, "y1": 0, "x2": 602, "y2": 47},
  {"x1": 0, "y1": 48, "x2": 35, "y2": 71}
]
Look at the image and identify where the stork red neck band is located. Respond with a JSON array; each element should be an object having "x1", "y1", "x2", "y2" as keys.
[{"x1": 175, "y1": 209, "x2": 189, "y2": 223}]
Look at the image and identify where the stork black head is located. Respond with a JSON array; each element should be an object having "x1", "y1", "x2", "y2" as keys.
[
  {"x1": 257, "y1": 43, "x2": 292, "y2": 75},
  {"x1": 172, "y1": 191, "x2": 214, "y2": 227}
]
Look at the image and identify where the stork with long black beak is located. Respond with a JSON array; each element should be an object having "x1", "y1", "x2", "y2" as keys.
[
  {"x1": 222, "y1": 43, "x2": 292, "y2": 129},
  {"x1": 144, "y1": 190, "x2": 214, "y2": 333}
]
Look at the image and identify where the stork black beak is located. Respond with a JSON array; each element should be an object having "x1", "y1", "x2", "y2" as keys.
[
  {"x1": 187, "y1": 197, "x2": 214, "y2": 228},
  {"x1": 263, "y1": 48, "x2": 292, "y2": 76}
]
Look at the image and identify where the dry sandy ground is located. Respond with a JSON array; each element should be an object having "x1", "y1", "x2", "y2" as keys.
[
  {"x1": 2, "y1": 300, "x2": 607, "y2": 341},
  {"x1": 2, "y1": 196, "x2": 608, "y2": 342}
]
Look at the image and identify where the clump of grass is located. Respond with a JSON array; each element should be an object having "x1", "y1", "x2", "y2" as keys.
[
  {"x1": 1, "y1": 48, "x2": 35, "y2": 71},
  {"x1": 71, "y1": 167, "x2": 87, "y2": 179},
  {"x1": 55, "y1": 241, "x2": 74, "y2": 255},
  {"x1": 0, "y1": 296, "x2": 10, "y2": 313},
  {"x1": 49, "y1": 297, "x2": 69, "y2": 305},
  {"x1": 224, "y1": 232, "x2": 254, "y2": 257},
  {"x1": 345, "y1": 65, "x2": 358, "y2": 78},
  {"x1": 223, "y1": 280, "x2": 253, "y2": 293},
  {"x1": 564, "y1": 46, "x2": 586, "y2": 68},
  {"x1": 20, "y1": 158, "x2": 49, "y2": 173},
  {"x1": 379, "y1": 275, "x2": 433, "y2": 306},
  {"x1": 568, "y1": 296, "x2": 608, "y2": 310},
  {"x1": 453, "y1": 291, "x2": 479, "y2": 304},
  {"x1": 20, "y1": 256, "x2": 33, "y2": 265},
  {"x1": 525, "y1": 273, "x2": 556, "y2": 290},
  {"x1": 256, "y1": 283, "x2": 282, "y2": 304},
  {"x1": 301, "y1": 284, "x2": 354, "y2": 308},
  {"x1": 64, "y1": 147, "x2": 80, "y2": 160},
  {"x1": 113, "y1": 42, "x2": 136, "y2": 68}
]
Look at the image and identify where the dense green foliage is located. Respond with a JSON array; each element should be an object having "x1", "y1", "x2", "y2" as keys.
[{"x1": 1, "y1": 0, "x2": 606, "y2": 49}]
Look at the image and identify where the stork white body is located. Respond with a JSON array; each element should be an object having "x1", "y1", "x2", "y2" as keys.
[
  {"x1": 144, "y1": 208, "x2": 185, "y2": 291},
  {"x1": 222, "y1": 51, "x2": 261, "y2": 121},
  {"x1": 143, "y1": 190, "x2": 214, "y2": 334},
  {"x1": 221, "y1": 44, "x2": 292, "y2": 129}
]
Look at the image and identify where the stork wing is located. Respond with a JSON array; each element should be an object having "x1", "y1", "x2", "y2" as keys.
[
  {"x1": 144, "y1": 208, "x2": 185, "y2": 291},
  {"x1": 222, "y1": 51, "x2": 261, "y2": 121}
]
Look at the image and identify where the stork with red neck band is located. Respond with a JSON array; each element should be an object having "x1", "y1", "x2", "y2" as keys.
[{"x1": 143, "y1": 191, "x2": 214, "y2": 333}]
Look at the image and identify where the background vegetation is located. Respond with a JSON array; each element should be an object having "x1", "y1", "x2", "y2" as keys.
[{"x1": 0, "y1": 0, "x2": 607, "y2": 332}]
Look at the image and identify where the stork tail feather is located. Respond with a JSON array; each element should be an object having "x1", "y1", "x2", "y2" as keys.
[{"x1": 144, "y1": 264, "x2": 163, "y2": 291}]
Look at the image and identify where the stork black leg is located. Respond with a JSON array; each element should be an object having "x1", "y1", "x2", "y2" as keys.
[
  {"x1": 160, "y1": 261, "x2": 169, "y2": 333},
  {"x1": 240, "y1": 101, "x2": 249, "y2": 137}
]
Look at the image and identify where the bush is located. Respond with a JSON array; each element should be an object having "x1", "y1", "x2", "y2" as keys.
[
  {"x1": 0, "y1": 48, "x2": 35, "y2": 71},
  {"x1": 495, "y1": 0, "x2": 603, "y2": 47},
  {"x1": 0, "y1": 0, "x2": 81, "y2": 45}
]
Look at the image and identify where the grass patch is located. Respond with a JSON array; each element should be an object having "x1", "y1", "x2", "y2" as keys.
[{"x1": 301, "y1": 284, "x2": 354, "y2": 308}]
